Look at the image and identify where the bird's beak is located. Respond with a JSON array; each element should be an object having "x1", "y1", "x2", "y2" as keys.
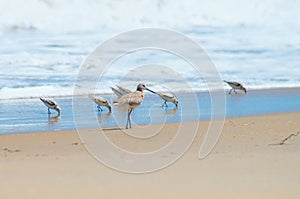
[{"x1": 146, "y1": 88, "x2": 156, "y2": 94}]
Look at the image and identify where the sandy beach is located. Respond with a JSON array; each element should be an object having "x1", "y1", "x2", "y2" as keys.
[
  {"x1": 1, "y1": 1, "x2": 300, "y2": 198},
  {"x1": 1, "y1": 112, "x2": 300, "y2": 198}
]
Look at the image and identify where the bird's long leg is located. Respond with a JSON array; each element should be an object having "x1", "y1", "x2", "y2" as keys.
[
  {"x1": 48, "y1": 108, "x2": 51, "y2": 114},
  {"x1": 129, "y1": 108, "x2": 133, "y2": 128},
  {"x1": 128, "y1": 108, "x2": 133, "y2": 128},
  {"x1": 165, "y1": 101, "x2": 168, "y2": 107},
  {"x1": 126, "y1": 108, "x2": 133, "y2": 129},
  {"x1": 125, "y1": 116, "x2": 129, "y2": 129},
  {"x1": 234, "y1": 89, "x2": 237, "y2": 94},
  {"x1": 97, "y1": 105, "x2": 103, "y2": 112},
  {"x1": 162, "y1": 101, "x2": 168, "y2": 107},
  {"x1": 229, "y1": 89, "x2": 232, "y2": 94},
  {"x1": 126, "y1": 108, "x2": 130, "y2": 129},
  {"x1": 129, "y1": 113, "x2": 132, "y2": 129}
]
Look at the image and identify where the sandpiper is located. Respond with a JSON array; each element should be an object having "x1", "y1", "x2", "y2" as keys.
[
  {"x1": 113, "y1": 83, "x2": 155, "y2": 129},
  {"x1": 224, "y1": 80, "x2": 247, "y2": 94},
  {"x1": 156, "y1": 92, "x2": 178, "y2": 107},
  {"x1": 40, "y1": 98, "x2": 61, "y2": 116},
  {"x1": 89, "y1": 95, "x2": 112, "y2": 113}
]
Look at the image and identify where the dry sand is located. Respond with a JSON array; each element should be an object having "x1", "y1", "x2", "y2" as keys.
[{"x1": 1, "y1": 112, "x2": 300, "y2": 199}]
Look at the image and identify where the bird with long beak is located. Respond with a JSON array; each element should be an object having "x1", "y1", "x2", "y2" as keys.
[
  {"x1": 113, "y1": 83, "x2": 155, "y2": 129},
  {"x1": 40, "y1": 98, "x2": 61, "y2": 116},
  {"x1": 156, "y1": 92, "x2": 178, "y2": 107},
  {"x1": 224, "y1": 80, "x2": 247, "y2": 94},
  {"x1": 89, "y1": 95, "x2": 112, "y2": 113}
]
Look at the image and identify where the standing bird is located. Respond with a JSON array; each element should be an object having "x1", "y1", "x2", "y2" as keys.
[
  {"x1": 156, "y1": 92, "x2": 178, "y2": 107},
  {"x1": 224, "y1": 80, "x2": 247, "y2": 94},
  {"x1": 111, "y1": 85, "x2": 131, "y2": 98},
  {"x1": 113, "y1": 83, "x2": 155, "y2": 129},
  {"x1": 89, "y1": 95, "x2": 112, "y2": 113},
  {"x1": 40, "y1": 98, "x2": 61, "y2": 116}
]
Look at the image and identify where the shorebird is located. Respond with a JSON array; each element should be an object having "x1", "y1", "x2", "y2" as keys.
[
  {"x1": 111, "y1": 85, "x2": 131, "y2": 98},
  {"x1": 40, "y1": 98, "x2": 61, "y2": 116},
  {"x1": 224, "y1": 80, "x2": 247, "y2": 94},
  {"x1": 113, "y1": 83, "x2": 155, "y2": 129},
  {"x1": 89, "y1": 95, "x2": 112, "y2": 113},
  {"x1": 156, "y1": 92, "x2": 178, "y2": 107}
]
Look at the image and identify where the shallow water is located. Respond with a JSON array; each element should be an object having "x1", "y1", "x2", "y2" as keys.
[{"x1": 0, "y1": 89, "x2": 299, "y2": 134}]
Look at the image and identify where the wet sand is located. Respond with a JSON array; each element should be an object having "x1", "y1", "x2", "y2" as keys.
[{"x1": 1, "y1": 112, "x2": 300, "y2": 198}]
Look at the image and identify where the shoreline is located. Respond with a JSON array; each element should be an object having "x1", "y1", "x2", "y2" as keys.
[
  {"x1": 1, "y1": 112, "x2": 300, "y2": 198},
  {"x1": 1, "y1": 86, "x2": 300, "y2": 101}
]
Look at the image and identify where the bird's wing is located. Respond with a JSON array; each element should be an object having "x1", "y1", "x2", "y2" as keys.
[
  {"x1": 96, "y1": 97, "x2": 108, "y2": 104},
  {"x1": 230, "y1": 82, "x2": 241, "y2": 87},
  {"x1": 90, "y1": 95, "x2": 110, "y2": 105},
  {"x1": 157, "y1": 92, "x2": 175, "y2": 101},
  {"x1": 162, "y1": 93, "x2": 174, "y2": 99},
  {"x1": 114, "y1": 91, "x2": 143, "y2": 106},
  {"x1": 40, "y1": 98, "x2": 57, "y2": 106},
  {"x1": 225, "y1": 81, "x2": 241, "y2": 87},
  {"x1": 111, "y1": 87, "x2": 124, "y2": 98},
  {"x1": 116, "y1": 85, "x2": 132, "y2": 95}
]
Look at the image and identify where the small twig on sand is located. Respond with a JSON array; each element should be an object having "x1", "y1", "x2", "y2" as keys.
[{"x1": 277, "y1": 131, "x2": 300, "y2": 145}]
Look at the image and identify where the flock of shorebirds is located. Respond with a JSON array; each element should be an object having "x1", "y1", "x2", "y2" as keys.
[{"x1": 40, "y1": 80, "x2": 246, "y2": 129}]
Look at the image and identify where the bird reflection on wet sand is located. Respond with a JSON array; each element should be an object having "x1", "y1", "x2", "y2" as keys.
[
  {"x1": 97, "y1": 112, "x2": 112, "y2": 124},
  {"x1": 48, "y1": 115, "x2": 60, "y2": 125},
  {"x1": 163, "y1": 106, "x2": 178, "y2": 116}
]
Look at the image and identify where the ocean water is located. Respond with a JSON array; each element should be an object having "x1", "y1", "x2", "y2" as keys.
[{"x1": 0, "y1": 0, "x2": 300, "y2": 100}]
